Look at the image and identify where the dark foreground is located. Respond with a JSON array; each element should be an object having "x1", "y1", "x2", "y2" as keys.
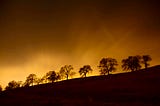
[{"x1": 1, "y1": 66, "x2": 160, "y2": 106}]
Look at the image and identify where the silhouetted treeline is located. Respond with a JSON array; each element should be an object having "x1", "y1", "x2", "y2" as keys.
[{"x1": 1, "y1": 55, "x2": 152, "y2": 91}]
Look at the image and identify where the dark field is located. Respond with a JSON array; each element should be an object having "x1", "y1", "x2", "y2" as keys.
[{"x1": 1, "y1": 66, "x2": 160, "y2": 106}]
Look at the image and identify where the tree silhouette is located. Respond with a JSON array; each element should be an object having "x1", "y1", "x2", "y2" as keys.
[
  {"x1": 35, "y1": 77, "x2": 43, "y2": 85},
  {"x1": 41, "y1": 75, "x2": 48, "y2": 83},
  {"x1": 56, "y1": 72, "x2": 61, "y2": 81},
  {"x1": 98, "y1": 58, "x2": 118, "y2": 75},
  {"x1": 122, "y1": 55, "x2": 141, "y2": 72},
  {"x1": 46, "y1": 71, "x2": 60, "y2": 83},
  {"x1": 5, "y1": 80, "x2": 21, "y2": 90},
  {"x1": 60, "y1": 65, "x2": 75, "y2": 80},
  {"x1": 0, "y1": 85, "x2": 2, "y2": 92},
  {"x1": 79, "y1": 65, "x2": 93, "y2": 77},
  {"x1": 142, "y1": 55, "x2": 152, "y2": 69},
  {"x1": 24, "y1": 74, "x2": 37, "y2": 86}
]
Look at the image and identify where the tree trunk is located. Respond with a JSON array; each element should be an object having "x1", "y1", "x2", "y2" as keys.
[
  {"x1": 145, "y1": 63, "x2": 147, "y2": 69},
  {"x1": 131, "y1": 67, "x2": 134, "y2": 72},
  {"x1": 66, "y1": 74, "x2": 68, "y2": 80},
  {"x1": 107, "y1": 70, "x2": 109, "y2": 75},
  {"x1": 31, "y1": 79, "x2": 33, "y2": 86}
]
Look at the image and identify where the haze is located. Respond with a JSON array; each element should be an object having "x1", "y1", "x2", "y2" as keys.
[{"x1": 0, "y1": 0, "x2": 160, "y2": 87}]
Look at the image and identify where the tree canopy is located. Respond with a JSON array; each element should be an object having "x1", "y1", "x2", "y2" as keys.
[
  {"x1": 24, "y1": 74, "x2": 37, "y2": 86},
  {"x1": 79, "y1": 65, "x2": 93, "y2": 77},
  {"x1": 59, "y1": 65, "x2": 75, "y2": 80},
  {"x1": 5, "y1": 80, "x2": 22, "y2": 90},
  {"x1": 98, "y1": 58, "x2": 118, "y2": 75},
  {"x1": 122, "y1": 55, "x2": 141, "y2": 72},
  {"x1": 45, "y1": 71, "x2": 60, "y2": 83}
]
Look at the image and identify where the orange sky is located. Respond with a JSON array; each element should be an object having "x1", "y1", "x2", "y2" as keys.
[{"x1": 0, "y1": 0, "x2": 160, "y2": 88}]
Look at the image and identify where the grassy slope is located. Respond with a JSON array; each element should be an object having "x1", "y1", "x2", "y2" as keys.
[{"x1": 0, "y1": 65, "x2": 160, "y2": 106}]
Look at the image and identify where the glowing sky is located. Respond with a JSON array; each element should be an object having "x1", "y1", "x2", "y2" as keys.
[{"x1": 0, "y1": 0, "x2": 160, "y2": 87}]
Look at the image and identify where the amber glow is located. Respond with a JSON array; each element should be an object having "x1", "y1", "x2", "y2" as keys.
[{"x1": 0, "y1": 1, "x2": 160, "y2": 88}]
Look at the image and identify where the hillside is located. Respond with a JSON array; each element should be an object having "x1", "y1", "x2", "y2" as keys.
[{"x1": 1, "y1": 65, "x2": 160, "y2": 106}]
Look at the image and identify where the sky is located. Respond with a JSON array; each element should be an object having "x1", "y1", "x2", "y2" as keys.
[{"x1": 0, "y1": 0, "x2": 160, "y2": 87}]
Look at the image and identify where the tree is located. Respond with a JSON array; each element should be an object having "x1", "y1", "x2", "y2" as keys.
[
  {"x1": 122, "y1": 55, "x2": 141, "y2": 72},
  {"x1": 0, "y1": 85, "x2": 2, "y2": 92},
  {"x1": 98, "y1": 58, "x2": 118, "y2": 75},
  {"x1": 142, "y1": 55, "x2": 152, "y2": 69},
  {"x1": 59, "y1": 65, "x2": 75, "y2": 80},
  {"x1": 79, "y1": 65, "x2": 93, "y2": 77},
  {"x1": 56, "y1": 72, "x2": 61, "y2": 81},
  {"x1": 24, "y1": 74, "x2": 37, "y2": 86},
  {"x1": 41, "y1": 75, "x2": 48, "y2": 83},
  {"x1": 45, "y1": 71, "x2": 60, "y2": 83},
  {"x1": 35, "y1": 77, "x2": 43, "y2": 85},
  {"x1": 5, "y1": 80, "x2": 21, "y2": 90}
]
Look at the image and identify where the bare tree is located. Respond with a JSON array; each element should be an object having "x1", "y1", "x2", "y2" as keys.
[
  {"x1": 142, "y1": 55, "x2": 152, "y2": 69},
  {"x1": 79, "y1": 65, "x2": 93, "y2": 77},
  {"x1": 59, "y1": 65, "x2": 75, "y2": 80},
  {"x1": 98, "y1": 58, "x2": 118, "y2": 75},
  {"x1": 122, "y1": 55, "x2": 141, "y2": 72}
]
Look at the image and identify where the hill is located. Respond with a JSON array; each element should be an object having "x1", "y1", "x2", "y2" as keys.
[{"x1": 1, "y1": 65, "x2": 160, "y2": 106}]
